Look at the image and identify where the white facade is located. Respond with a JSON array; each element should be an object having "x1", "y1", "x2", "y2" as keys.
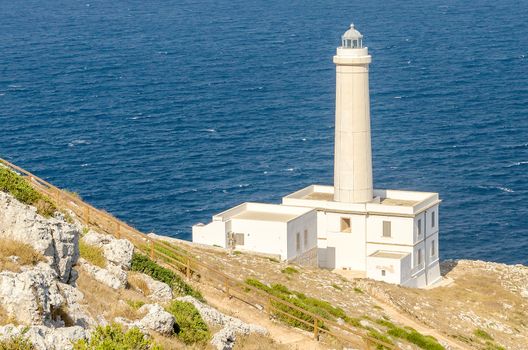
[
  {"x1": 192, "y1": 202, "x2": 318, "y2": 265},
  {"x1": 191, "y1": 24, "x2": 442, "y2": 288}
]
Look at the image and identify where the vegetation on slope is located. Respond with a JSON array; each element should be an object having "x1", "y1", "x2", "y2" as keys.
[
  {"x1": 0, "y1": 239, "x2": 45, "y2": 272},
  {"x1": 0, "y1": 167, "x2": 56, "y2": 217},
  {"x1": 0, "y1": 334, "x2": 34, "y2": 350},
  {"x1": 165, "y1": 300, "x2": 210, "y2": 345},
  {"x1": 79, "y1": 241, "x2": 106, "y2": 268},
  {"x1": 73, "y1": 324, "x2": 161, "y2": 350},
  {"x1": 376, "y1": 319, "x2": 444, "y2": 350},
  {"x1": 130, "y1": 253, "x2": 203, "y2": 301}
]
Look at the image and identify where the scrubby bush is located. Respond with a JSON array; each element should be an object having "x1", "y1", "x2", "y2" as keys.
[
  {"x1": 281, "y1": 266, "x2": 298, "y2": 275},
  {"x1": 130, "y1": 253, "x2": 203, "y2": 301},
  {"x1": 0, "y1": 167, "x2": 56, "y2": 217},
  {"x1": 474, "y1": 328, "x2": 493, "y2": 341},
  {"x1": 377, "y1": 318, "x2": 444, "y2": 350},
  {"x1": 79, "y1": 240, "x2": 106, "y2": 268},
  {"x1": 72, "y1": 324, "x2": 161, "y2": 350},
  {"x1": 0, "y1": 333, "x2": 34, "y2": 350},
  {"x1": 165, "y1": 300, "x2": 209, "y2": 345}
]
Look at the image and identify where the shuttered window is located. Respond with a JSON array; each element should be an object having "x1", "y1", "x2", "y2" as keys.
[{"x1": 382, "y1": 221, "x2": 391, "y2": 237}]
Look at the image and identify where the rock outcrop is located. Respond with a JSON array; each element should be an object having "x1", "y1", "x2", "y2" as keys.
[
  {"x1": 177, "y1": 296, "x2": 267, "y2": 350},
  {"x1": 0, "y1": 192, "x2": 79, "y2": 283},
  {"x1": 0, "y1": 325, "x2": 87, "y2": 349},
  {"x1": 135, "y1": 273, "x2": 173, "y2": 302},
  {"x1": 79, "y1": 230, "x2": 133, "y2": 289},
  {"x1": 115, "y1": 304, "x2": 175, "y2": 336}
]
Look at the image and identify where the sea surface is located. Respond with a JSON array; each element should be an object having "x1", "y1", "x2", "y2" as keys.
[{"x1": 1, "y1": 0, "x2": 527, "y2": 264}]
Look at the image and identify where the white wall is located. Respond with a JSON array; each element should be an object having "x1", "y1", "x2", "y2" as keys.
[
  {"x1": 366, "y1": 256, "x2": 407, "y2": 284},
  {"x1": 366, "y1": 215, "x2": 414, "y2": 246},
  {"x1": 286, "y1": 211, "x2": 318, "y2": 260},
  {"x1": 317, "y1": 212, "x2": 367, "y2": 270},
  {"x1": 192, "y1": 221, "x2": 228, "y2": 248},
  {"x1": 230, "y1": 219, "x2": 287, "y2": 259}
]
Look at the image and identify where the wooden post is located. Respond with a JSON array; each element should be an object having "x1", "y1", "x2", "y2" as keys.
[
  {"x1": 186, "y1": 257, "x2": 191, "y2": 279},
  {"x1": 116, "y1": 222, "x2": 121, "y2": 239},
  {"x1": 149, "y1": 240, "x2": 155, "y2": 260},
  {"x1": 313, "y1": 318, "x2": 319, "y2": 340},
  {"x1": 55, "y1": 188, "x2": 61, "y2": 206},
  {"x1": 267, "y1": 296, "x2": 272, "y2": 316}
]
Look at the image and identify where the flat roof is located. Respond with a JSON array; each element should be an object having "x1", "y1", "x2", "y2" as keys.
[
  {"x1": 369, "y1": 251, "x2": 409, "y2": 260},
  {"x1": 302, "y1": 192, "x2": 334, "y2": 201},
  {"x1": 232, "y1": 210, "x2": 301, "y2": 223},
  {"x1": 379, "y1": 198, "x2": 419, "y2": 207}
]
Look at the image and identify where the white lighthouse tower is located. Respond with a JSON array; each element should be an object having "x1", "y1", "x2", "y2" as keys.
[
  {"x1": 193, "y1": 23, "x2": 442, "y2": 289},
  {"x1": 333, "y1": 24, "x2": 373, "y2": 203}
]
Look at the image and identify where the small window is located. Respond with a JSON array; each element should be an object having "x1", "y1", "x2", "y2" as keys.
[
  {"x1": 381, "y1": 270, "x2": 386, "y2": 276},
  {"x1": 431, "y1": 211, "x2": 436, "y2": 228},
  {"x1": 382, "y1": 221, "x2": 391, "y2": 237},
  {"x1": 417, "y1": 249, "x2": 423, "y2": 265},
  {"x1": 340, "y1": 217, "x2": 351, "y2": 233},
  {"x1": 235, "y1": 233, "x2": 244, "y2": 245},
  {"x1": 304, "y1": 229, "x2": 308, "y2": 248},
  {"x1": 296, "y1": 232, "x2": 301, "y2": 253},
  {"x1": 431, "y1": 240, "x2": 436, "y2": 257},
  {"x1": 417, "y1": 219, "x2": 422, "y2": 235}
]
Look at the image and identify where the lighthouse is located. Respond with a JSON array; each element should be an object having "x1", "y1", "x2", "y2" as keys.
[
  {"x1": 194, "y1": 23, "x2": 442, "y2": 289},
  {"x1": 333, "y1": 24, "x2": 374, "y2": 203}
]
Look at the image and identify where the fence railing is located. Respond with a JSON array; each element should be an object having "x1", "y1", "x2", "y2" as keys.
[{"x1": 0, "y1": 157, "x2": 398, "y2": 350}]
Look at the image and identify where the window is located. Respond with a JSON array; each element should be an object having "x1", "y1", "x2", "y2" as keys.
[
  {"x1": 304, "y1": 229, "x2": 308, "y2": 248},
  {"x1": 382, "y1": 221, "x2": 391, "y2": 237},
  {"x1": 431, "y1": 240, "x2": 436, "y2": 257},
  {"x1": 296, "y1": 232, "x2": 301, "y2": 253},
  {"x1": 431, "y1": 211, "x2": 436, "y2": 228},
  {"x1": 417, "y1": 219, "x2": 422, "y2": 235},
  {"x1": 417, "y1": 249, "x2": 423, "y2": 265},
  {"x1": 381, "y1": 270, "x2": 386, "y2": 276},
  {"x1": 340, "y1": 217, "x2": 351, "y2": 233},
  {"x1": 235, "y1": 233, "x2": 244, "y2": 245}
]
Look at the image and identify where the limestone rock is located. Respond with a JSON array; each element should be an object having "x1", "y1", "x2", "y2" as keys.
[
  {"x1": 0, "y1": 265, "x2": 63, "y2": 325},
  {"x1": 58, "y1": 282, "x2": 94, "y2": 328},
  {"x1": 137, "y1": 304, "x2": 175, "y2": 336},
  {"x1": 0, "y1": 192, "x2": 79, "y2": 283},
  {"x1": 211, "y1": 327, "x2": 237, "y2": 350},
  {"x1": 0, "y1": 325, "x2": 87, "y2": 350},
  {"x1": 115, "y1": 304, "x2": 175, "y2": 336},
  {"x1": 82, "y1": 230, "x2": 133, "y2": 269},
  {"x1": 136, "y1": 274, "x2": 173, "y2": 302},
  {"x1": 79, "y1": 259, "x2": 127, "y2": 290}
]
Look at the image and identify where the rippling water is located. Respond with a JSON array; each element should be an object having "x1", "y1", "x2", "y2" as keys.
[{"x1": 1, "y1": 0, "x2": 527, "y2": 264}]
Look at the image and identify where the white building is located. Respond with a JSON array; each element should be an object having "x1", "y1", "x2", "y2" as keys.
[{"x1": 193, "y1": 24, "x2": 442, "y2": 288}]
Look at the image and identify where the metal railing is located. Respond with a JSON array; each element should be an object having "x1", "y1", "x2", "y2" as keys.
[{"x1": 0, "y1": 157, "x2": 398, "y2": 350}]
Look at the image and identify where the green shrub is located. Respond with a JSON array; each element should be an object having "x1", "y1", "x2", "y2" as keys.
[
  {"x1": 165, "y1": 300, "x2": 209, "y2": 345},
  {"x1": 367, "y1": 329, "x2": 393, "y2": 350},
  {"x1": 79, "y1": 240, "x2": 106, "y2": 268},
  {"x1": 73, "y1": 324, "x2": 161, "y2": 350},
  {"x1": 126, "y1": 300, "x2": 145, "y2": 310},
  {"x1": 331, "y1": 283, "x2": 342, "y2": 290},
  {"x1": 474, "y1": 328, "x2": 493, "y2": 341},
  {"x1": 281, "y1": 267, "x2": 298, "y2": 275},
  {"x1": 245, "y1": 278, "x2": 361, "y2": 332},
  {"x1": 0, "y1": 167, "x2": 56, "y2": 217},
  {"x1": 484, "y1": 342, "x2": 506, "y2": 350},
  {"x1": 378, "y1": 318, "x2": 445, "y2": 350},
  {"x1": 353, "y1": 287, "x2": 364, "y2": 294},
  {"x1": 130, "y1": 253, "x2": 203, "y2": 301},
  {"x1": 0, "y1": 333, "x2": 34, "y2": 350}
]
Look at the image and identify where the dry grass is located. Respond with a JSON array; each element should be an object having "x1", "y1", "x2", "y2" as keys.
[
  {"x1": 0, "y1": 239, "x2": 45, "y2": 272},
  {"x1": 79, "y1": 240, "x2": 106, "y2": 268},
  {"x1": 127, "y1": 272, "x2": 151, "y2": 296},
  {"x1": 233, "y1": 333, "x2": 290, "y2": 350},
  {"x1": 75, "y1": 267, "x2": 149, "y2": 322}
]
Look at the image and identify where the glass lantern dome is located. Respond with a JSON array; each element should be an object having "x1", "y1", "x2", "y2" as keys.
[{"x1": 341, "y1": 24, "x2": 363, "y2": 49}]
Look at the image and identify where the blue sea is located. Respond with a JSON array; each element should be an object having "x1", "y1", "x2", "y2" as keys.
[{"x1": 0, "y1": 0, "x2": 527, "y2": 264}]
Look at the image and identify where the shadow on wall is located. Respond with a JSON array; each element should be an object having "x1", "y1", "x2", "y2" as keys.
[
  {"x1": 319, "y1": 247, "x2": 336, "y2": 269},
  {"x1": 439, "y1": 259, "x2": 458, "y2": 276}
]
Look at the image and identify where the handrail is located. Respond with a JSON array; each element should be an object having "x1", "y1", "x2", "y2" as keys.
[{"x1": 0, "y1": 157, "x2": 398, "y2": 350}]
